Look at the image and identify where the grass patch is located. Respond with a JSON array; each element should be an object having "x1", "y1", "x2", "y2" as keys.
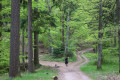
[
  {"x1": 40, "y1": 54, "x2": 77, "y2": 62},
  {"x1": 0, "y1": 66, "x2": 58, "y2": 80},
  {"x1": 84, "y1": 52, "x2": 97, "y2": 60},
  {"x1": 81, "y1": 52, "x2": 119, "y2": 80}
]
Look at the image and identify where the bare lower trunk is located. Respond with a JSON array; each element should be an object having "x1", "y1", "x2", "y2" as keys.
[
  {"x1": 114, "y1": 36, "x2": 117, "y2": 47},
  {"x1": 110, "y1": 28, "x2": 113, "y2": 47},
  {"x1": 9, "y1": 0, "x2": 20, "y2": 77},
  {"x1": 28, "y1": 0, "x2": 34, "y2": 73},
  {"x1": 34, "y1": 32, "x2": 39, "y2": 65},
  {"x1": 22, "y1": 28, "x2": 25, "y2": 70},
  {"x1": 118, "y1": 29, "x2": 120, "y2": 73},
  {"x1": 97, "y1": 42, "x2": 102, "y2": 69},
  {"x1": 33, "y1": 0, "x2": 39, "y2": 66},
  {"x1": 97, "y1": 0, "x2": 103, "y2": 69}
]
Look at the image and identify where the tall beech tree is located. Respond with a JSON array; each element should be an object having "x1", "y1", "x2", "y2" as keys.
[
  {"x1": 113, "y1": 0, "x2": 117, "y2": 47},
  {"x1": 62, "y1": 11, "x2": 65, "y2": 47},
  {"x1": 53, "y1": 0, "x2": 66, "y2": 54},
  {"x1": 28, "y1": 0, "x2": 34, "y2": 73},
  {"x1": 21, "y1": 0, "x2": 27, "y2": 71},
  {"x1": 64, "y1": 0, "x2": 78, "y2": 56},
  {"x1": 34, "y1": 31, "x2": 39, "y2": 65},
  {"x1": 46, "y1": 0, "x2": 53, "y2": 54},
  {"x1": 0, "y1": 0, "x2": 2, "y2": 54},
  {"x1": 9, "y1": 0, "x2": 20, "y2": 77},
  {"x1": 97, "y1": 0, "x2": 103, "y2": 69},
  {"x1": 61, "y1": 1, "x2": 65, "y2": 51},
  {"x1": 65, "y1": 11, "x2": 70, "y2": 56},
  {"x1": 116, "y1": 0, "x2": 120, "y2": 73},
  {"x1": 0, "y1": 0, "x2": 2, "y2": 42},
  {"x1": 34, "y1": 0, "x2": 39, "y2": 65}
]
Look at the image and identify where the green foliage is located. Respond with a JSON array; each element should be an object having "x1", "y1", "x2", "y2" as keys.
[
  {"x1": 2, "y1": 23, "x2": 11, "y2": 33},
  {"x1": 0, "y1": 66, "x2": 58, "y2": 80},
  {"x1": 66, "y1": 50, "x2": 74, "y2": 57},
  {"x1": 103, "y1": 41, "x2": 111, "y2": 49},
  {"x1": 40, "y1": 54, "x2": 77, "y2": 62},
  {"x1": 1, "y1": 0, "x2": 11, "y2": 23},
  {"x1": 0, "y1": 32, "x2": 10, "y2": 74},
  {"x1": 84, "y1": 47, "x2": 119, "y2": 65},
  {"x1": 53, "y1": 46, "x2": 64, "y2": 58},
  {"x1": 1, "y1": 0, "x2": 119, "y2": 77},
  {"x1": 81, "y1": 61, "x2": 118, "y2": 80},
  {"x1": 81, "y1": 51, "x2": 119, "y2": 80},
  {"x1": 84, "y1": 52, "x2": 97, "y2": 60},
  {"x1": 102, "y1": 47, "x2": 119, "y2": 64}
]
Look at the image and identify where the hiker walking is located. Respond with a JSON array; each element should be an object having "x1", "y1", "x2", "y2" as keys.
[{"x1": 65, "y1": 57, "x2": 68, "y2": 67}]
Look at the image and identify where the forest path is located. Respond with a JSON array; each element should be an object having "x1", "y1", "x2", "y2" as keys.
[{"x1": 40, "y1": 48, "x2": 93, "y2": 80}]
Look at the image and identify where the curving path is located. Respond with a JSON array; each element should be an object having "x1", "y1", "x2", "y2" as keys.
[{"x1": 40, "y1": 48, "x2": 93, "y2": 80}]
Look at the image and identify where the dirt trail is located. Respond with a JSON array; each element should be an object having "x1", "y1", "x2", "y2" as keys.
[{"x1": 40, "y1": 48, "x2": 93, "y2": 80}]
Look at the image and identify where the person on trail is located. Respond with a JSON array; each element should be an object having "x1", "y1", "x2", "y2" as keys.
[{"x1": 65, "y1": 57, "x2": 68, "y2": 67}]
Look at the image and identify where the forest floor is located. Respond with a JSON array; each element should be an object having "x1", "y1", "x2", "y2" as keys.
[{"x1": 40, "y1": 48, "x2": 93, "y2": 80}]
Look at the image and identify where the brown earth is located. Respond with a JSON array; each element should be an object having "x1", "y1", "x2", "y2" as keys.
[{"x1": 40, "y1": 48, "x2": 93, "y2": 80}]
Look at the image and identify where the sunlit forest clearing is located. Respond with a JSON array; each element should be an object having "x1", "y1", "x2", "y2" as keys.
[{"x1": 0, "y1": 0, "x2": 120, "y2": 80}]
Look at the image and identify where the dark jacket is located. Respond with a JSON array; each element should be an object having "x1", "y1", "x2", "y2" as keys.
[{"x1": 65, "y1": 57, "x2": 68, "y2": 64}]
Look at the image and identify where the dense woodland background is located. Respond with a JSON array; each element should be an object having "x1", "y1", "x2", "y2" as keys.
[{"x1": 0, "y1": 0, "x2": 120, "y2": 79}]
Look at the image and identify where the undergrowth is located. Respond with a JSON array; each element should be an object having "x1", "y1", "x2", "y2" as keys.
[
  {"x1": 0, "y1": 66, "x2": 58, "y2": 80},
  {"x1": 81, "y1": 48, "x2": 119, "y2": 80},
  {"x1": 40, "y1": 54, "x2": 77, "y2": 62}
]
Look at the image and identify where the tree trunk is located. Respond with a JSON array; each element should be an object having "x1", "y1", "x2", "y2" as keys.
[
  {"x1": 113, "y1": 0, "x2": 117, "y2": 47},
  {"x1": 21, "y1": 0, "x2": 26, "y2": 71},
  {"x1": 28, "y1": 0, "x2": 34, "y2": 73},
  {"x1": 0, "y1": 0, "x2": 2, "y2": 42},
  {"x1": 33, "y1": 0, "x2": 39, "y2": 66},
  {"x1": 97, "y1": 0, "x2": 103, "y2": 69},
  {"x1": 0, "y1": 0, "x2": 2, "y2": 54},
  {"x1": 65, "y1": 11, "x2": 70, "y2": 56},
  {"x1": 110, "y1": 28, "x2": 113, "y2": 47},
  {"x1": 118, "y1": 29, "x2": 120, "y2": 73},
  {"x1": 62, "y1": 12, "x2": 65, "y2": 47},
  {"x1": 114, "y1": 36, "x2": 117, "y2": 47},
  {"x1": 9, "y1": 0, "x2": 20, "y2": 77},
  {"x1": 34, "y1": 32, "x2": 39, "y2": 65},
  {"x1": 22, "y1": 28, "x2": 25, "y2": 71},
  {"x1": 116, "y1": 0, "x2": 120, "y2": 73},
  {"x1": 46, "y1": 0, "x2": 53, "y2": 54}
]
